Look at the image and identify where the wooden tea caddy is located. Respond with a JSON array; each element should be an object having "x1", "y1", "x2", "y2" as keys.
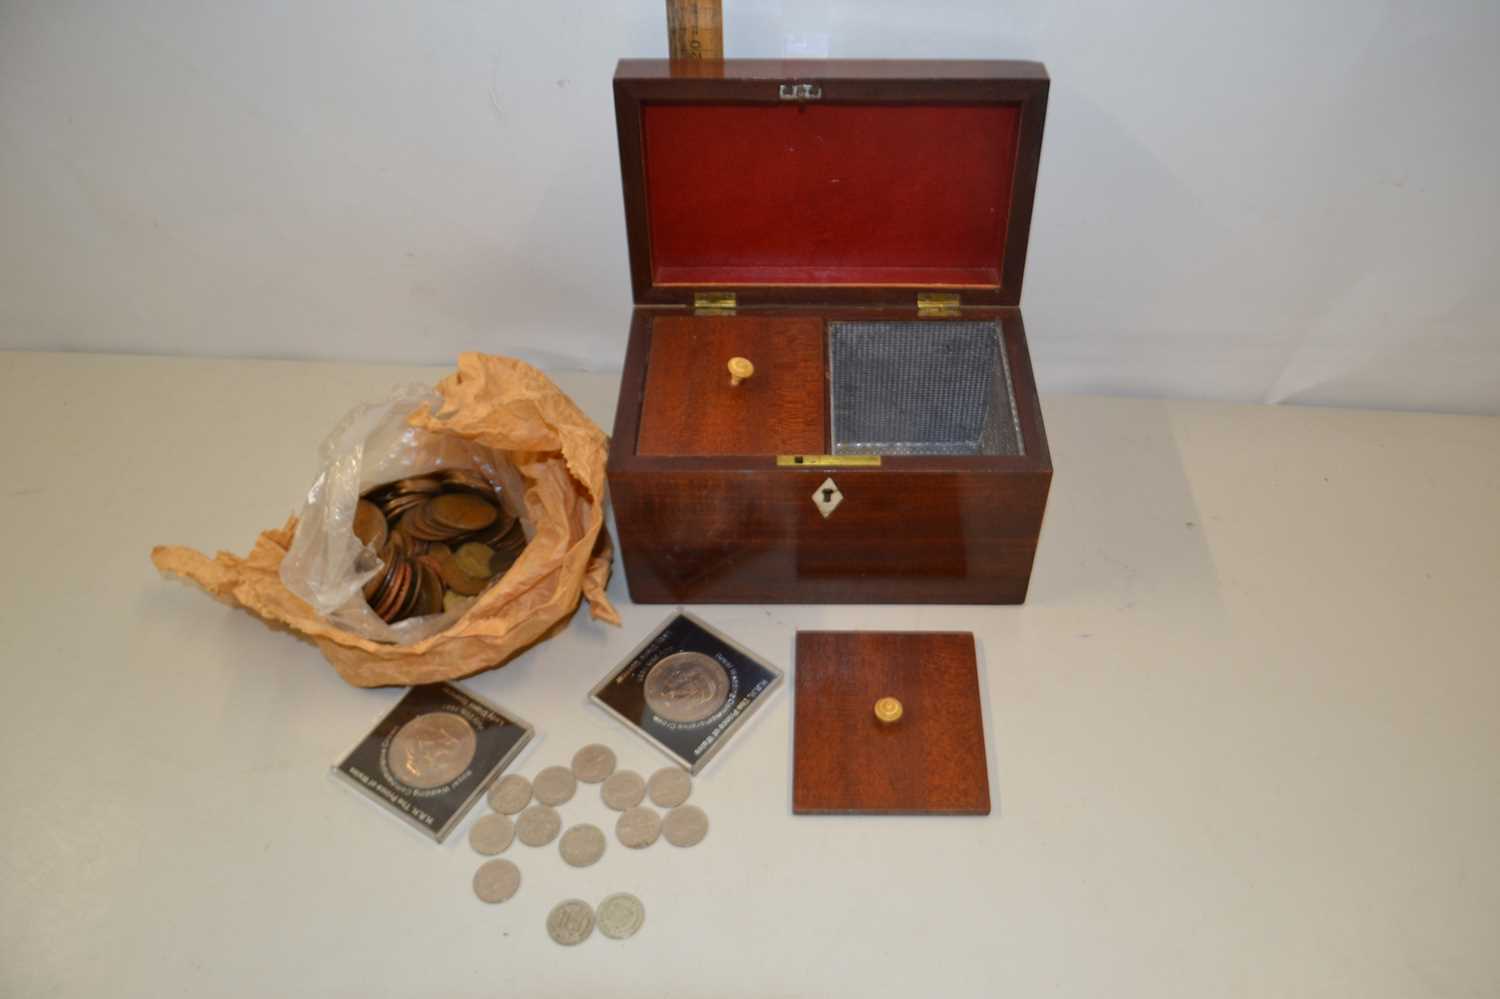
[{"x1": 607, "y1": 59, "x2": 1052, "y2": 604}]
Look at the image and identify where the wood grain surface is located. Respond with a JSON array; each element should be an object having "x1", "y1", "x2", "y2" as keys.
[
  {"x1": 793, "y1": 631, "x2": 991, "y2": 815},
  {"x1": 609, "y1": 307, "x2": 1051, "y2": 604},
  {"x1": 635, "y1": 314, "x2": 828, "y2": 456}
]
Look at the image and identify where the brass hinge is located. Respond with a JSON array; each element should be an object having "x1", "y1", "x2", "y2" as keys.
[
  {"x1": 917, "y1": 292, "x2": 961, "y2": 317},
  {"x1": 694, "y1": 291, "x2": 736, "y2": 315}
]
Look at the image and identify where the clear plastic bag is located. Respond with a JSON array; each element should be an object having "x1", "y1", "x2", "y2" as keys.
[
  {"x1": 153, "y1": 353, "x2": 617, "y2": 687},
  {"x1": 278, "y1": 383, "x2": 526, "y2": 645}
]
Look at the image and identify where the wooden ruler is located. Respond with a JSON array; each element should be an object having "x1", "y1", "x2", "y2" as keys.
[{"x1": 665, "y1": 0, "x2": 723, "y2": 60}]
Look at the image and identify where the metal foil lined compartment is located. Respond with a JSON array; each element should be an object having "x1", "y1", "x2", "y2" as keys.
[{"x1": 828, "y1": 320, "x2": 1024, "y2": 456}]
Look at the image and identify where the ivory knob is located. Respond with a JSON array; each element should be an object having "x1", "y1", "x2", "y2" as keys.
[
  {"x1": 728, "y1": 356, "x2": 754, "y2": 387},
  {"x1": 874, "y1": 696, "x2": 904, "y2": 724}
]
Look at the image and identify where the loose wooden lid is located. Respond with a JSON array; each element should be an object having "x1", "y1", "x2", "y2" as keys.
[{"x1": 793, "y1": 630, "x2": 991, "y2": 815}]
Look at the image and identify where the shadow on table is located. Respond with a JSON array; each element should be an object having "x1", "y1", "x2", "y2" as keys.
[{"x1": 1025, "y1": 396, "x2": 1224, "y2": 616}]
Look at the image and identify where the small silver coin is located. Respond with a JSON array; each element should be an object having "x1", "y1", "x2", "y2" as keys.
[
  {"x1": 643, "y1": 651, "x2": 731, "y2": 723},
  {"x1": 487, "y1": 774, "x2": 532, "y2": 814},
  {"x1": 546, "y1": 899, "x2": 595, "y2": 946},
  {"x1": 468, "y1": 813, "x2": 514, "y2": 855},
  {"x1": 662, "y1": 804, "x2": 709, "y2": 847},
  {"x1": 532, "y1": 765, "x2": 577, "y2": 806},
  {"x1": 596, "y1": 893, "x2": 646, "y2": 940},
  {"x1": 472, "y1": 859, "x2": 521, "y2": 904},
  {"x1": 571, "y1": 744, "x2": 617, "y2": 784},
  {"x1": 515, "y1": 804, "x2": 563, "y2": 847},
  {"x1": 646, "y1": 767, "x2": 693, "y2": 808},
  {"x1": 386, "y1": 712, "x2": 477, "y2": 790},
  {"x1": 615, "y1": 806, "x2": 661, "y2": 849},
  {"x1": 558, "y1": 824, "x2": 607, "y2": 868},
  {"x1": 600, "y1": 770, "x2": 646, "y2": 811}
]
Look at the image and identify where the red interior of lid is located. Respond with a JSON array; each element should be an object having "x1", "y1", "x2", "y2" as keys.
[{"x1": 641, "y1": 102, "x2": 1021, "y2": 288}]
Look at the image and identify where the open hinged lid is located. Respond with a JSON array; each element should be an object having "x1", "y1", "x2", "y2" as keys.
[{"x1": 614, "y1": 59, "x2": 1049, "y2": 309}]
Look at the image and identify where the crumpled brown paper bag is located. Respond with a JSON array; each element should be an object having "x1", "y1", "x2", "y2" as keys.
[{"x1": 151, "y1": 353, "x2": 619, "y2": 687}]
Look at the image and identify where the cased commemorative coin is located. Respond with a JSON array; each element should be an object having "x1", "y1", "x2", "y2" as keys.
[
  {"x1": 589, "y1": 611, "x2": 783, "y2": 774},
  {"x1": 332, "y1": 682, "x2": 533, "y2": 843}
]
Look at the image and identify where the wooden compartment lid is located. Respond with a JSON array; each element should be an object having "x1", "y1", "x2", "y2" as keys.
[
  {"x1": 614, "y1": 59, "x2": 1049, "y2": 308},
  {"x1": 793, "y1": 630, "x2": 991, "y2": 815}
]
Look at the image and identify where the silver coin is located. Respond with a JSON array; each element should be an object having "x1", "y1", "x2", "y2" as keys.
[
  {"x1": 662, "y1": 804, "x2": 709, "y2": 847},
  {"x1": 532, "y1": 765, "x2": 577, "y2": 806},
  {"x1": 646, "y1": 767, "x2": 693, "y2": 808},
  {"x1": 515, "y1": 804, "x2": 562, "y2": 847},
  {"x1": 472, "y1": 859, "x2": 521, "y2": 904},
  {"x1": 615, "y1": 806, "x2": 661, "y2": 849},
  {"x1": 386, "y1": 712, "x2": 476, "y2": 790},
  {"x1": 468, "y1": 813, "x2": 514, "y2": 855},
  {"x1": 546, "y1": 899, "x2": 595, "y2": 946},
  {"x1": 487, "y1": 774, "x2": 531, "y2": 814},
  {"x1": 600, "y1": 769, "x2": 646, "y2": 811},
  {"x1": 596, "y1": 893, "x2": 646, "y2": 940},
  {"x1": 571, "y1": 744, "x2": 617, "y2": 783},
  {"x1": 643, "y1": 651, "x2": 731, "y2": 723},
  {"x1": 558, "y1": 823, "x2": 607, "y2": 868}
]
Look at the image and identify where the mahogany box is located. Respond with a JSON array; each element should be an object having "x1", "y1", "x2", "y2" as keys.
[{"x1": 606, "y1": 59, "x2": 1052, "y2": 604}]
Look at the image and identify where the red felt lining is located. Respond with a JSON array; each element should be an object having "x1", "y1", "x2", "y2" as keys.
[{"x1": 641, "y1": 102, "x2": 1021, "y2": 289}]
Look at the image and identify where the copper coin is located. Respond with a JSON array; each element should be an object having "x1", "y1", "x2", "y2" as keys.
[
  {"x1": 463, "y1": 509, "x2": 519, "y2": 546},
  {"x1": 398, "y1": 506, "x2": 454, "y2": 542},
  {"x1": 395, "y1": 558, "x2": 426, "y2": 621},
  {"x1": 393, "y1": 476, "x2": 443, "y2": 494},
  {"x1": 385, "y1": 560, "x2": 415, "y2": 622},
  {"x1": 428, "y1": 493, "x2": 499, "y2": 532},
  {"x1": 387, "y1": 556, "x2": 416, "y2": 621},
  {"x1": 371, "y1": 558, "x2": 405, "y2": 621},
  {"x1": 414, "y1": 560, "x2": 445, "y2": 616},
  {"x1": 493, "y1": 521, "x2": 526, "y2": 553},
  {"x1": 362, "y1": 540, "x2": 395, "y2": 602},
  {"x1": 376, "y1": 559, "x2": 413, "y2": 622},
  {"x1": 440, "y1": 469, "x2": 495, "y2": 493},
  {"x1": 380, "y1": 493, "x2": 427, "y2": 519},
  {"x1": 386, "y1": 712, "x2": 477, "y2": 790},
  {"x1": 353, "y1": 500, "x2": 388, "y2": 550}
]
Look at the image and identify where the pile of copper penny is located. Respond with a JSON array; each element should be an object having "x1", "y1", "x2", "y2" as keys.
[{"x1": 354, "y1": 471, "x2": 525, "y2": 624}]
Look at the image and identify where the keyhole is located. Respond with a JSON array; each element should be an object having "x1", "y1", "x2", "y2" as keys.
[{"x1": 822, "y1": 488, "x2": 835, "y2": 503}]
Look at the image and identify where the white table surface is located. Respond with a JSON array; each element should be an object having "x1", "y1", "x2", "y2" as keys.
[{"x1": 2, "y1": 351, "x2": 1497, "y2": 998}]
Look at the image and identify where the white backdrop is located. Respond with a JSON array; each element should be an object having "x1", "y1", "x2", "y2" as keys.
[{"x1": 2, "y1": 1, "x2": 1496, "y2": 414}]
